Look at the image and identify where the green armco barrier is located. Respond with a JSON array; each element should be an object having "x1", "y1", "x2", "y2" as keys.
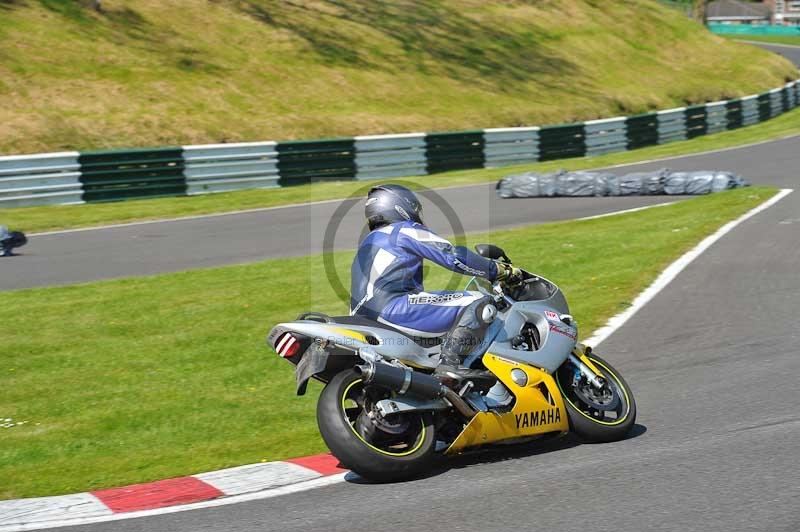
[
  {"x1": 78, "y1": 147, "x2": 185, "y2": 203},
  {"x1": 684, "y1": 105, "x2": 708, "y2": 139},
  {"x1": 625, "y1": 113, "x2": 659, "y2": 150},
  {"x1": 425, "y1": 131, "x2": 484, "y2": 174},
  {"x1": 725, "y1": 100, "x2": 743, "y2": 129},
  {"x1": 537, "y1": 124, "x2": 585, "y2": 161},
  {"x1": 276, "y1": 139, "x2": 356, "y2": 186},
  {"x1": 757, "y1": 93, "x2": 772, "y2": 121},
  {"x1": 708, "y1": 23, "x2": 800, "y2": 36}
]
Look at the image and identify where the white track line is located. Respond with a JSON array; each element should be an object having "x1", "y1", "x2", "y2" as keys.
[
  {"x1": 28, "y1": 198, "x2": 342, "y2": 237},
  {"x1": 30, "y1": 132, "x2": 800, "y2": 237},
  {"x1": 584, "y1": 188, "x2": 794, "y2": 347},
  {"x1": 0, "y1": 474, "x2": 348, "y2": 532},
  {"x1": 574, "y1": 201, "x2": 674, "y2": 221}
]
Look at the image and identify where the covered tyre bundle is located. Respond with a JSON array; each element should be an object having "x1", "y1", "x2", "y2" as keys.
[
  {"x1": 496, "y1": 168, "x2": 748, "y2": 197},
  {"x1": 663, "y1": 172, "x2": 691, "y2": 195},
  {"x1": 607, "y1": 168, "x2": 669, "y2": 196},
  {"x1": 0, "y1": 226, "x2": 27, "y2": 257},
  {"x1": 496, "y1": 170, "x2": 559, "y2": 198},
  {"x1": 555, "y1": 170, "x2": 614, "y2": 196},
  {"x1": 496, "y1": 169, "x2": 613, "y2": 198},
  {"x1": 664, "y1": 171, "x2": 747, "y2": 195}
]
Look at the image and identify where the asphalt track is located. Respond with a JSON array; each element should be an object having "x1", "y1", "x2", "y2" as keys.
[
  {"x1": 744, "y1": 40, "x2": 800, "y2": 65},
  {"x1": 21, "y1": 41, "x2": 800, "y2": 532}
]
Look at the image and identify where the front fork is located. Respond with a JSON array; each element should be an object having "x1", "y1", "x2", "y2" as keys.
[{"x1": 568, "y1": 344, "x2": 606, "y2": 390}]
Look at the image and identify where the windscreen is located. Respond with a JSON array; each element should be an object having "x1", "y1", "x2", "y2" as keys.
[
  {"x1": 465, "y1": 273, "x2": 560, "y2": 302},
  {"x1": 510, "y1": 277, "x2": 559, "y2": 302}
]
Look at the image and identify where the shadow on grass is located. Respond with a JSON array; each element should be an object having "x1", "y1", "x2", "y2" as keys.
[
  {"x1": 344, "y1": 423, "x2": 648, "y2": 484},
  {"x1": 0, "y1": 0, "x2": 170, "y2": 45},
  {"x1": 238, "y1": 0, "x2": 572, "y2": 92},
  {"x1": 0, "y1": 0, "x2": 23, "y2": 12}
]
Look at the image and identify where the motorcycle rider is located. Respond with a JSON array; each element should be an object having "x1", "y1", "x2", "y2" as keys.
[
  {"x1": 351, "y1": 184, "x2": 521, "y2": 378},
  {"x1": 0, "y1": 225, "x2": 27, "y2": 257}
]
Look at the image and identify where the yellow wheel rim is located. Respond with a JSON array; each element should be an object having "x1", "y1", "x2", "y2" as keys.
[
  {"x1": 557, "y1": 357, "x2": 631, "y2": 426},
  {"x1": 341, "y1": 378, "x2": 427, "y2": 457}
]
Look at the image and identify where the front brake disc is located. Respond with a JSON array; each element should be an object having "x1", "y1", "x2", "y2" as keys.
[{"x1": 573, "y1": 379, "x2": 620, "y2": 411}]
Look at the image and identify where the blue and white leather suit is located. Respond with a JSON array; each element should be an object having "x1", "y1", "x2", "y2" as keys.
[{"x1": 350, "y1": 221, "x2": 499, "y2": 337}]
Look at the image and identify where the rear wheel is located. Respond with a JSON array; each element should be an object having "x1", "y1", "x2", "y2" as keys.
[
  {"x1": 317, "y1": 369, "x2": 436, "y2": 482},
  {"x1": 556, "y1": 354, "x2": 636, "y2": 442}
]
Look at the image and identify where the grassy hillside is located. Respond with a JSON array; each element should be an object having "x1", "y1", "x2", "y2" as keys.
[{"x1": 0, "y1": 0, "x2": 795, "y2": 154}]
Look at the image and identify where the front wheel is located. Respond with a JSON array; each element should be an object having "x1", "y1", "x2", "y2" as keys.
[
  {"x1": 317, "y1": 369, "x2": 436, "y2": 482},
  {"x1": 556, "y1": 354, "x2": 636, "y2": 442}
]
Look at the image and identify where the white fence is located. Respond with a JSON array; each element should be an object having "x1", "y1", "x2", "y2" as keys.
[
  {"x1": 656, "y1": 108, "x2": 687, "y2": 144},
  {"x1": 583, "y1": 118, "x2": 628, "y2": 156},
  {"x1": 354, "y1": 133, "x2": 427, "y2": 180},
  {"x1": 482, "y1": 127, "x2": 540, "y2": 167},
  {"x1": 741, "y1": 96, "x2": 760, "y2": 126},
  {"x1": 183, "y1": 142, "x2": 279, "y2": 195},
  {"x1": 0, "y1": 152, "x2": 83, "y2": 208}
]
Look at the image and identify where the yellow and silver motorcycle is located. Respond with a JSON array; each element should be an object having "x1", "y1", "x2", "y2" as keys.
[{"x1": 267, "y1": 244, "x2": 636, "y2": 482}]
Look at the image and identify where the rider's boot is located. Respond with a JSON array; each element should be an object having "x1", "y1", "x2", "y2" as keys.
[
  {"x1": 436, "y1": 349, "x2": 491, "y2": 382},
  {"x1": 436, "y1": 298, "x2": 497, "y2": 382}
]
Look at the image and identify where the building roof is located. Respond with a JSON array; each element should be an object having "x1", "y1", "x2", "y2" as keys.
[{"x1": 706, "y1": 0, "x2": 771, "y2": 20}]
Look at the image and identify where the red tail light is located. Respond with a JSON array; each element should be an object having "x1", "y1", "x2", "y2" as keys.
[{"x1": 275, "y1": 333, "x2": 301, "y2": 358}]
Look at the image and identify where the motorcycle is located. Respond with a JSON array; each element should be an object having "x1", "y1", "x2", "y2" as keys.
[{"x1": 267, "y1": 244, "x2": 636, "y2": 482}]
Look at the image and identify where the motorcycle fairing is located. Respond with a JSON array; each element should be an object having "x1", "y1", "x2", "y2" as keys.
[
  {"x1": 269, "y1": 322, "x2": 366, "y2": 395},
  {"x1": 272, "y1": 320, "x2": 439, "y2": 370},
  {"x1": 290, "y1": 322, "x2": 369, "y2": 346},
  {"x1": 270, "y1": 320, "x2": 442, "y2": 394},
  {"x1": 487, "y1": 301, "x2": 578, "y2": 373},
  {"x1": 446, "y1": 353, "x2": 569, "y2": 454}
]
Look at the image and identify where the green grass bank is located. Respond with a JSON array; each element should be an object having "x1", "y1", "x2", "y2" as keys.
[{"x1": 0, "y1": 0, "x2": 795, "y2": 154}]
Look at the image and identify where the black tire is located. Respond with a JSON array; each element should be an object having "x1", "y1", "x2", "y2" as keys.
[
  {"x1": 317, "y1": 369, "x2": 436, "y2": 482},
  {"x1": 556, "y1": 354, "x2": 636, "y2": 443}
]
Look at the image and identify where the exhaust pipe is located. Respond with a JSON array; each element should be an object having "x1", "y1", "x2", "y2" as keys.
[
  {"x1": 356, "y1": 362, "x2": 477, "y2": 419},
  {"x1": 442, "y1": 388, "x2": 478, "y2": 419},
  {"x1": 356, "y1": 361, "x2": 442, "y2": 399}
]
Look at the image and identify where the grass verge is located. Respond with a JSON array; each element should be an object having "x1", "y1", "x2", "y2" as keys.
[
  {"x1": 0, "y1": 186, "x2": 776, "y2": 499},
  {"x1": 3, "y1": 107, "x2": 800, "y2": 234}
]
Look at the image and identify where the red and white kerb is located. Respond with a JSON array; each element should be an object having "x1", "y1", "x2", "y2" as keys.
[{"x1": 275, "y1": 333, "x2": 301, "y2": 358}]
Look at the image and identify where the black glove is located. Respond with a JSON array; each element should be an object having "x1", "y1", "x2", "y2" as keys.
[{"x1": 496, "y1": 263, "x2": 523, "y2": 285}]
